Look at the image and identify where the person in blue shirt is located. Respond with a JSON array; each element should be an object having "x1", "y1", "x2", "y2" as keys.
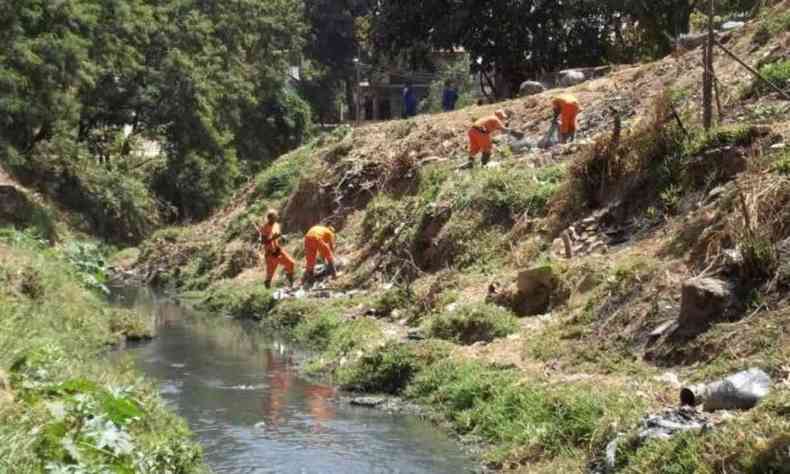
[
  {"x1": 442, "y1": 80, "x2": 459, "y2": 112},
  {"x1": 403, "y1": 83, "x2": 418, "y2": 118}
]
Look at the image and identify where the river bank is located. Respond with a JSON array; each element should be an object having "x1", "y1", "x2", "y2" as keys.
[
  {"x1": 0, "y1": 229, "x2": 205, "y2": 473},
  {"x1": 117, "y1": 286, "x2": 479, "y2": 473}
]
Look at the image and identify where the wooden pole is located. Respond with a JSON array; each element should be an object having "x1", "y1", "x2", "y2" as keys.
[
  {"x1": 703, "y1": 0, "x2": 714, "y2": 130},
  {"x1": 714, "y1": 39, "x2": 790, "y2": 101}
]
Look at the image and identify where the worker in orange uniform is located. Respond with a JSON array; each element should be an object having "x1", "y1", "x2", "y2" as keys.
[
  {"x1": 551, "y1": 94, "x2": 581, "y2": 143},
  {"x1": 302, "y1": 224, "x2": 337, "y2": 285},
  {"x1": 257, "y1": 210, "x2": 295, "y2": 289},
  {"x1": 466, "y1": 109, "x2": 514, "y2": 168}
]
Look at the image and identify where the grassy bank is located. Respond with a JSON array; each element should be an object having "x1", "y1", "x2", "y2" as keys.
[{"x1": 0, "y1": 228, "x2": 204, "y2": 473}]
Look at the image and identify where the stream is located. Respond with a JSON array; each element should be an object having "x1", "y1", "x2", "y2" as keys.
[{"x1": 113, "y1": 288, "x2": 476, "y2": 473}]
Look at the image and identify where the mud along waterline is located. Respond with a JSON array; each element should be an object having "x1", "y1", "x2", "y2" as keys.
[{"x1": 112, "y1": 287, "x2": 475, "y2": 473}]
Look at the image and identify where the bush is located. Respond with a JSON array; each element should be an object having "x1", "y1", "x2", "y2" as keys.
[
  {"x1": 425, "y1": 303, "x2": 519, "y2": 344},
  {"x1": 292, "y1": 312, "x2": 343, "y2": 350},
  {"x1": 773, "y1": 152, "x2": 790, "y2": 175},
  {"x1": 753, "y1": 60, "x2": 790, "y2": 96},
  {"x1": 337, "y1": 342, "x2": 420, "y2": 394},
  {"x1": 198, "y1": 283, "x2": 275, "y2": 319}
]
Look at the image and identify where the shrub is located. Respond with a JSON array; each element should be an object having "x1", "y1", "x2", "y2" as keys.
[
  {"x1": 337, "y1": 342, "x2": 420, "y2": 394},
  {"x1": 773, "y1": 151, "x2": 790, "y2": 175},
  {"x1": 292, "y1": 312, "x2": 343, "y2": 350},
  {"x1": 425, "y1": 303, "x2": 519, "y2": 345},
  {"x1": 753, "y1": 60, "x2": 790, "y2": 96},
  {"x1": 198, "y1": 283, "x2": 275, "y2": 319}
]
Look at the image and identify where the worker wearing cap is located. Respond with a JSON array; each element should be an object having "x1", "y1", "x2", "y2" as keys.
[
  {"x1": 467, "y1": 109, "x2": 513, "y2": 168},
  {"x1": 552, "y1": 94, "x2": 581, "y2": 143},
  {"x1": 257, "y1": 210, "x2": 295, "y2": 289},
  {"x1": 302, "y1": 224, "x2": 337, "y2": 285}
]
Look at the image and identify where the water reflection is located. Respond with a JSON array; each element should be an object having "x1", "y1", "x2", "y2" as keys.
[{"x1": 117, "y1": 289, "x2": 476, "y2": 474}]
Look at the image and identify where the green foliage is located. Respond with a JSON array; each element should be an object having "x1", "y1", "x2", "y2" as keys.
[
  {"x1": 198, "y1": 282, "x2": 276, "y2": 319},
  {"x1": 372, "y1": 286, "x2": 415, "y2": 317},
  {"x1": 753, "y1": 60, "x2": 790, "y2": 96},
  {"x1": 425, "y1": 303, "x2": 519, "y2": 345},
  {"x1": 0, "y1": 0, "x2": 310, "y2": 225},
  {"x1": 0, "y1": 237, "x2": 203, "y2": 472},
  {"x1": 372, "y1": 1, "x2": 690, "y2": 96},
  {"x1": 406, "y1": 359, "x2": 642, "y2": 463},
  {"x1": 773, "y1": 151, "x2": 790, "y2": 175},
  {"x1": 62, "y1": 241, "x2": 110, "y2": 295},
  {"x1": 337, "y1": 342, "x2": 421, "y2": 394},
  {"x1": 293, "y1": 312, "x2": 343, "y2": 350},
  {"x1": 422, "y1": 52, "x2": 477, "y2": 113},
  {"x1": 450, "y1": 166, "x2": 564, "y2": 225}
]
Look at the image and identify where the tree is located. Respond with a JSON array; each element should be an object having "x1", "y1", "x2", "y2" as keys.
[{"x1": 372, "y1": 0, "x2": 621, "y2": 98}]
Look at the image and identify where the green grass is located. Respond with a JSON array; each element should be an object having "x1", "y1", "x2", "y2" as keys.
[
  {"x1": 406, "y1": 358, "x2": 644, "y2": 465},
  {"x1": 425, "y1": 302, "x2": 519, "y2": 345},
  {"x1": 0, "y1": 228, "x2": 204, "y2": 472},
  {"x1": 616, "y1": 391, "x2": 790, "y2": 473},
  {"x1": 196, "y1": 281, "x2": 276, "y2": 319}
]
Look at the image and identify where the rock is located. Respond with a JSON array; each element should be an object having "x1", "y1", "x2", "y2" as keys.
[
  {"x1": 350, "y1": 396, "x2": 386, "y2": 408},
  {"x1": 519, "y1": 80, "x2": 547, "y2": 97},
  {"x1": 513, "y1": 266, "x2": 557, "y2": 316},
  {"x1": 406, "y1": 328, "x2": 426, "y2": 341},
  {"x1": 558, "y1": 69, "x2": 586, "y2": 87},
  {"x1": 678, "y1": 277, "x2": 732, "y2": 332},
  {"x1": 681, "y1": 368, "x2": 771, "y2": 411}
]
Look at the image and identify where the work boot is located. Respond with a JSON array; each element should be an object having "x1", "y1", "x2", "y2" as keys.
[
  {"x1": 301, "y1": 271, "x2": 315, "y2": 288},
  {"x1": 481, "y1": 152, "x2": 491, "y2": 167},
  {"x1": 264, "y1": 279, "x2": 272, "y2": 289},
  {"x1": 286, "y1": 273, "x2": 295, "y2": 288},
  {"x1": 327, "y1": 261, "x2": 338, "y2": 279}
]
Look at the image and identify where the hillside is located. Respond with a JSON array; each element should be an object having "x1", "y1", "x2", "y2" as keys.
[{"x1": 125, "y1": 4, "x2": 790, "y2": 473}]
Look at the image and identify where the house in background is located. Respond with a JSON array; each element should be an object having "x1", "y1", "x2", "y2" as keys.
[{"x1": 354, "y1": 48, "x2": 478, "y2": 122}]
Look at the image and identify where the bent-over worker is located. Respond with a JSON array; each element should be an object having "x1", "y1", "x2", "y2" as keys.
[
  {"x1": 302, "y1": 224, "x2": 337, "y2": 285},
  {"x1": 466, "y1": 109, "x2": 513, "y2": 168},
  {"x1": 551, "y1": 94, "x2": 581, "y2": 143},
  {"x1": 258, "y1": 210, "x2": 295, "y2": 289}
]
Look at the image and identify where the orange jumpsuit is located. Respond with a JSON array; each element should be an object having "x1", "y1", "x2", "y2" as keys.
[
  {"x1": 259, "y1": 222, "x2": 295, "y2": 282},
  {"x1": 304, "y1": 225, "x2": 336, "y2": 274},
  {"x1": 468, "y1": 115, "x2": 506, "y2": 157},
  {"x1": 552, "y1": 94, "x2": 581, "y2": 136}
]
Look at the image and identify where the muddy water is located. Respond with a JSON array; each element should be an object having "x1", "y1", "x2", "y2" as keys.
[{"x1": 115, "y1": 288, "x2": 475, "y2": 474}]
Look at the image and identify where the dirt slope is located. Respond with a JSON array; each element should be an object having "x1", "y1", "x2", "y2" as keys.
[{"x1": 130, "y1": 4, "x2": 790, "y2": 472}]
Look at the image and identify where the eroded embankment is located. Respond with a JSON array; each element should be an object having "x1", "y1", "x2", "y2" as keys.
[{"x1": 125, "y1": 4, "x2": 790, "y2": 472}]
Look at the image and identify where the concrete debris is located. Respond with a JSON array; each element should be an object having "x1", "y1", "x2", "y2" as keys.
[{"x1": 681, "y1": 368, "x2": 771, "y2": 412}]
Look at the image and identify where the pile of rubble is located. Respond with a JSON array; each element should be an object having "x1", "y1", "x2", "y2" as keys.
[{"x1": 552, "y1": 208, "x2": 632, "y2": 259}]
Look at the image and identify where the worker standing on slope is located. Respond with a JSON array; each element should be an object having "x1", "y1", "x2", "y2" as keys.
[
  {"x1": 465, "y1": 109, "x2": 513, "y2": 168},
  {"x1": 258, "y1": 210, "x2": 295, "y2": 289},
  {"x1": 551, "y1": 93, "x2": 581, "y2": 143},
  {"x1": 302, "y1": 224, "x2": 337, "y2": 286}
]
